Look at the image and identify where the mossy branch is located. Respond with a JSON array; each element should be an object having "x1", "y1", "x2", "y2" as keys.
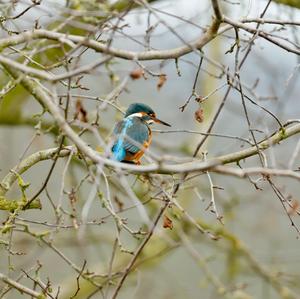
[
  {"x1": 0, "y1": 146, "x2": 74, "y2": 196},
  {"x1": 0, "y1": 197, "x2": 41, "y2": 211}
]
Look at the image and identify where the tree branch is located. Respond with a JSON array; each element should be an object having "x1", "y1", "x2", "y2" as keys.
[
  {"x1": 212, "y1": 165, "x2": 300, "y2": 181},
  {"x1": 211, "y1": 0, "x2": 223, "y2": 21},
  {"x1": 0, "y1": 272, "x2": 46, "y2": 299},
  {"x1": 223, "y1": 16, "x2": 300, "y2": 55},
  {"x1": 0, "y1": 197, "x2": 41, "y2": 211},
  {"x1": 1, "y1": 123, "x2": 300, "y2": 199},
  {"x1": 0, "y1": 147, "x2": 74, "y2": 196},
  {"x1": 0, "y1": 55, "x2": 111, "y2": 82},
  {"x1": 111, "y1": 202, "x2": 168, "y2": 299},
  {"x1": 196, "y1": 220, "x2": 299, "y2": 299},
  {"x1": 0, "y1": 21, "x2": 220, "y2": 61}
]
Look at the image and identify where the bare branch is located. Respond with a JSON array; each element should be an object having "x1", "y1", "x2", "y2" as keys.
[
  {"x1": 223, "y1": 16, "x2": 300, "y2": 55},
  {"x1": 0, "y1": 22, "x2": 220, "y2": 61},
  {"x1": 0, "y1": 272, "x2": 45, "y2": 299},
  {"x1": 1, "y1": 123, "x2": 300, "y2": 199},
  {"x1": 211, "y1": 0, "x2": 223, "y2": 21},
  {"x1": 212, "y1": 166, "x2": 300, "y2": 181},
  {"x1": 111, "y1": 202, "x2": 168, "y2": 299},
  {"x1": 0, "y1": 147, "x2": 74, "y2": 196}
]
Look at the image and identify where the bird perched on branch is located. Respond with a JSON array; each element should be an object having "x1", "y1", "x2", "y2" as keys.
[{"x1": 111, "y1": 103, "x2": 171, "y2": 164}]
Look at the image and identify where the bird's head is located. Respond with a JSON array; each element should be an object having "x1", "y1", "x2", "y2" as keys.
[{"x1": 125, "y1": 103, "x2": 171, "y2": 127}]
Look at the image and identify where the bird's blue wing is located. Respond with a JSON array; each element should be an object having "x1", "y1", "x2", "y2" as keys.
[
  {"x1": 112, "y1": 117, "x2": 149, "y2": 161},
  {"x1": 124, "y1": 119, "x2": 149, "y2": 153}
]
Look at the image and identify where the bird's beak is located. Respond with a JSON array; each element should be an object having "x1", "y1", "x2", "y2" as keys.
[{"x1": 152, "y1": 116, "x2": 171, "y2": 127}]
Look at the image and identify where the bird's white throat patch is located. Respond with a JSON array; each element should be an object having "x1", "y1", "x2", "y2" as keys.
[
  {"x1": 146, "y1": 119, "x2": 154, "y2": 124},
  {"x1": 127, "y1": 112, "x2": 154, "y2": 125},
  {"x1": 127, "y1": 112, "x2": 143, "y2": 118}
]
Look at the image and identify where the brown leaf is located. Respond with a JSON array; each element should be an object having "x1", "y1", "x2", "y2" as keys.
[
  {"x1": 75, "y1": 99, "x2": 88, "y2": 123},
  {"x1": 163, "y1": 215, "x2": 173, "y2": 230},
  {"x1": 288, "y1": 199, "x2": 300, "y2": 216},
  {"x1": 194, "y1": 108, "x2": 204, "y2": 123},
  {"x1": 130, "y1": 68, "x2": 144, "y2": 80},
  {"x1": 157, "y1": 74, "x2": 167, "y2": 90}
]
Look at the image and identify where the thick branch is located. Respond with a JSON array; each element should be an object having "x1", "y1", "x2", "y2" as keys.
[
  {"x1": 211, "y1": 0, "x2": 223, "y2": 21},
  {"x1": 0, "y1": 197, "x2": 41, "y2": 211},
  {"x1": 0, "y1": 272, "x2": 46, "y2": 299},
  {"x1": 2, "y1": 63, "x2": 45, "y2": 108},
  {"x1": 0, "y1": 55, "x2": 111, "y2": 82},
  {"x1": 2, "y1": 60, "x2": 300, "y2": 182},
  {"x1": 1, "y1": 123, "x2": 300, "y2": 198},
  {"x1": 0, "y1": 147, "x2": 74, "y2": 196},
  {"x1": 0, "y1": 21, "x2": 220, "y2": 61},
  {"x1": 217, "y1": 125, "x2": 300, "y2": 164}
]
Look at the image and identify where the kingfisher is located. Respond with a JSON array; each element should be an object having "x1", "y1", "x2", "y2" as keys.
[{"x1": 111, "y1": 103, "x2": 171, "y2": 164}]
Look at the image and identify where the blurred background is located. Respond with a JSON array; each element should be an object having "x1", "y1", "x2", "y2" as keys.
[{"x1": 0, "y1": 0, "x2": 299, "y2": 298}]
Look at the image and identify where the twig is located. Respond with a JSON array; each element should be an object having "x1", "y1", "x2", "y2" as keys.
[
  {"x1": 70, "y1": 260, "x2": 87, "y2": 299},
  {"x1": 212, "y1": 165, "x2": 300, "y2": 181},
  {"x1": 223, "y1": 17, "x2": 300, "y2": 56},
  {"x1": 110, "y1": 202, "x2": 168, "y2": 299},
  {"x1": 206, "y1": 170, "x2": 223, "y2": 223}
]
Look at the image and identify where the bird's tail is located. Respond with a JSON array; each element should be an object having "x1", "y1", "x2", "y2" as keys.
[{"x1": 111, "y1": 144, "x2": 126, "y2": 161}]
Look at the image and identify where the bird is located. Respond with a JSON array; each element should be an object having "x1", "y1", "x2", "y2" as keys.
[{"x1": 111, "y1": 103, "x2": 171, "y2": 164}]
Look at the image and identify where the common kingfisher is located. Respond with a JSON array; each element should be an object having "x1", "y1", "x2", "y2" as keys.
[{"x1": 111, "y1": 103, "x2": 171, "y2": 164}]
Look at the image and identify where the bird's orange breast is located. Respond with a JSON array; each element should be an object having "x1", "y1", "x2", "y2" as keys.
[{"x1": 124, "y1": 128, "x2": 152, "y2": 164}]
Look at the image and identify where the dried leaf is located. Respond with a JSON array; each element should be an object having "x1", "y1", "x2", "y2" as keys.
[
  {"x1": 157, "y1": 74, "x2": 167, "y2": 90},
  {"x1": 75, "y1": 99, "x2": 88, "y2": 122},
  {"x1": 194, "y1": 108, "x2": 204, "y2": 123},
  {"x1": 288, "y1": 199, "x2": 300, "y2": 216},
  {"x1": 163, "y1": 215, "x2": 173, "y2": 230},
  {"x1": 130, "y1": 68, "x2": 144, "y2": 80}
]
